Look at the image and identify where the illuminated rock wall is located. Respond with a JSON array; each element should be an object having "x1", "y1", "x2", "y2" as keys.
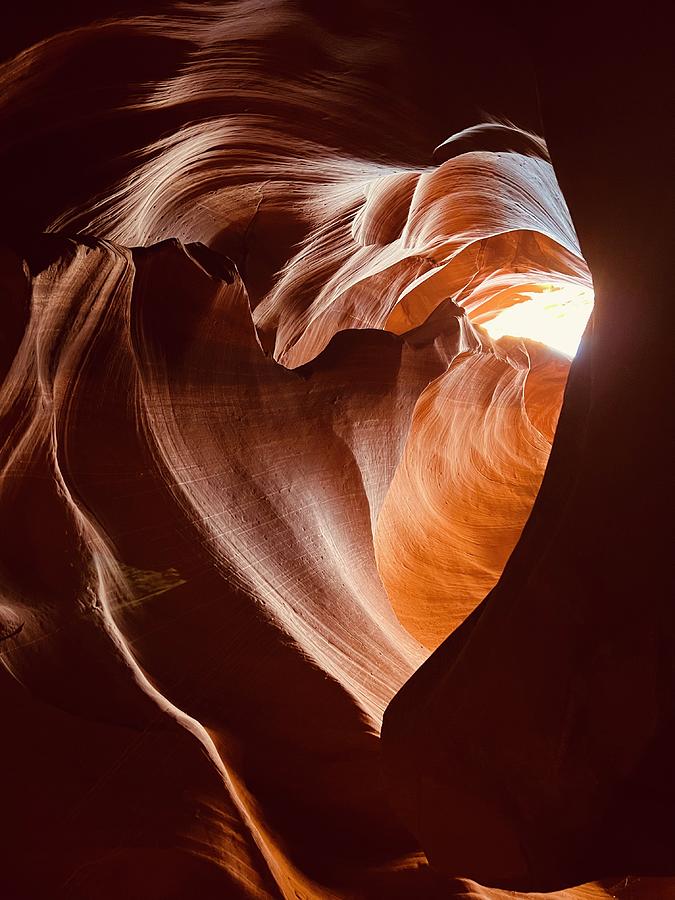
[{"x1": 0, "y1": 3, "x2": 671, "y2": 899}]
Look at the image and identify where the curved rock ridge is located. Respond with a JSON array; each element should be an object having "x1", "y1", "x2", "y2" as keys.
[
  {"x1": 0, "y1": 2, "x2": 588, "y2": 369},
  {"x1": 1, "y1": 3, "x2": 671, "y2": 899},
  {"x1": 375, "y1": 337, "x2": 570, "y2": 650},
  {"x1": 48, "y1": 127, "x2": 591, "y2": 369},
  {"x1": 0, "y1": 232, "x2": 460, "y2": 897}
]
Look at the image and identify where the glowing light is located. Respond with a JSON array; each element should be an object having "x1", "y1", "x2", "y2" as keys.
[{"x1": 480, "y1": 284, "x2": 594, "y2": 357}]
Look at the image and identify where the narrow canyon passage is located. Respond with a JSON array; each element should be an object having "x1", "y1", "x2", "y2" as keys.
[{"x1": 0, "y1": 3, "x2": 671, "y2": 899}]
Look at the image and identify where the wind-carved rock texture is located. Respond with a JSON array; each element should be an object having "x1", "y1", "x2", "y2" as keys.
[{"x1": 0, "y1": 3, "x2": 672, "y2": 900}]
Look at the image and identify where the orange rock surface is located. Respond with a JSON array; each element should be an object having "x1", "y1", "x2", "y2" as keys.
[{"x1": 0, "y1": 3, "x2": 671, "y2": 899}]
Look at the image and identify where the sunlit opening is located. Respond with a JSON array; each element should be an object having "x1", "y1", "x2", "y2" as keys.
[{"x1": 480, "y1": 283, "x2": 594, "y2": 357}]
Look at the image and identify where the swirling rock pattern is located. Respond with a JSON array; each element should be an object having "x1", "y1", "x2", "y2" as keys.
[{"x1": 1, "y1": 3, "x2": 672, "y2": 899}]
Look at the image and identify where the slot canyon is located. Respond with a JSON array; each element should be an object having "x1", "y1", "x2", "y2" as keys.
[{"x1": 0, "y1": 3, "x2": 672, "y2": 899}]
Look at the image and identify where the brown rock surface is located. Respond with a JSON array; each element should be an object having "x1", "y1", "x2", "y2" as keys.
[{"x1": 1, "y1": 3, "x2": 672, "y2": 899}]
